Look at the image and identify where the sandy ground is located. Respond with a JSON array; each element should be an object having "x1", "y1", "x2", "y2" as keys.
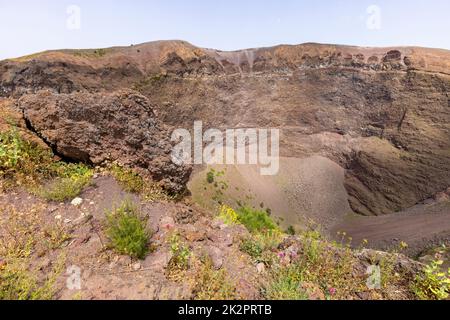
[
  {"x1": 188, "y1": 156, "x2": 351, "y2": 231},
  {"x1": 332, "y1": 201, "x2": 450, "y2": 256}
]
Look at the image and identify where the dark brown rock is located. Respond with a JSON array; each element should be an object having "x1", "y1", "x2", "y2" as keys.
[{"x1": 17, "y1": 89, "x2": 191, "y2": 194}]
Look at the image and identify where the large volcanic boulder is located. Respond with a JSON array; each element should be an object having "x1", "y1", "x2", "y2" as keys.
[{"x1": 17, "y1": 89, "x2": 191, "y2": 194}]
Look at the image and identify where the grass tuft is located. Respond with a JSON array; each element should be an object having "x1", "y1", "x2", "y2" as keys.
[{"x1": 105, "y1": 200, "x2": 150, "y2": 259}]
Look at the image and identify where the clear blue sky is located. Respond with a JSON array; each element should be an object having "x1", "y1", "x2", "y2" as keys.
[{"x1": 1, "y1": 0, "x2": 449, "y2": 60}]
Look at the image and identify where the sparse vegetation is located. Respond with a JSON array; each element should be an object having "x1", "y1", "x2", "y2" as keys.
[
  {"x1": 286, "y1": 226, "x2": 296, "y2": 235},
  {"x1": 72, "y1": 48, "x2": 108, "y2": 58},
  {"x1": 0, "y1": 129, "x2": 93, "y2": 200},
  {"x1": 110, "y1": 163, "x2": 144, "y2": 193},
  {"x1": 0, "y1": 255, "x2": 65, "y2": 300},
  {"x1": 262, "y1": 264, "x2": 309, "y2": 300},
  {"x1": 218, "y1": 204, "x2": 279, "y2": 234},
  {"x1": 240, "y1": 231, "x2": 283, "y2": 261},
  {"x1": 0, "y1": 204, "x2": 71, "y2": 258},
  {"x1": 109, "y1": 163, "x2": 172, "y2": 201},
  {"x1": 193, "y1": 258, "x2": 238, "y2": 300},
  {"x1": 260, "y1": 240, "x2": 364, "y2": 300},
  {"x1": 105, "y1": 200, "x2": 150, "y2": 259},
  {"x1": 0, "y1": 129, "x2": 54, "y2": 186},
  {"x1": 38, "y1": 172, "x2": 93, "y2": 202},
  {"x1": 0, "y1": 204, "x2": 68, "y2": 300},
  {"x1": 133, "y1": 73, "x2": 168, "y2": 91},
  {"x1": 240, "y1": 238, "x2": 264, "y2": 259},
  {"x1": 413, "y1": 259, "x2": 450, "y2": 300},
  {"x1": 206, "y1": 170, "x2": 215, "y2": 184},
  {"x1": 168, "y1": 233, "x2": 191, "y2": 272}
]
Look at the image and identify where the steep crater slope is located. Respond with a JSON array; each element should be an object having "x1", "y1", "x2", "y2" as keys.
[{"x1": 139, "y1": 43, "x2": 450, "y2": 218}]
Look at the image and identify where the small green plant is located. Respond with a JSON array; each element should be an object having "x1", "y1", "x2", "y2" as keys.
[
  {"x1": 105, "y1": 200, "x2": 150, "y2": 259},
  {"x1": 109, "y1": 163, "x2": 171, "y2": 201},
  {"x1": 38, "y1": 162, "x2": 93, "y2": 202},
  {"x1": 236, "y1": 206, "x2": 279, "y2": 234},
  {"x1": 168, "y1": 233, "x2": 191, "y2": 271},
  {"x1": 0, "y1": 262, "x2": 61, "y2": 300},
  {"x1": 287, "y1": 226, "x2": 296, "y2": 235},
  {"x1": 413, "y1": 259, "x2": 450, "y2": 300},
  {"x1": 206, "y1": 170, "x2": 215, "y2": 184}
]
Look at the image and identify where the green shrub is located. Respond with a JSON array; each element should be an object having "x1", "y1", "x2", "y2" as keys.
[
  {"x1": 105, "y1": 200, "x2": 150, "y2": 259},
  {"x1": 109, "y1": 163, "x2": 172, "y2": 201},
  {"x1": 206, "y1": 171, "x2": 215, "y2": 184},
  {"x1": 287, "y1": 226, "x2": 296, "y2": 235},
  {"x1": 52, "y1": 162, "x2": 92, "y2": 179},
  {"x1": 37, "y1": 162, "x2": 93, "y2": 202},
  {"x1": 236, "y1": 206, "x2": 278, "y2": 233},
  {"x1": 413, "y1": 259, "x2": 450, "y2": 300},
  {"x1": 218, "y1": 205, "x2": 240, "y2": 225}
]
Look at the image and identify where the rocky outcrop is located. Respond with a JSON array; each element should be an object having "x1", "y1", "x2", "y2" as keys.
[{"x1": 17, "y1": 89, "x2": 191, "y2": 194}]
